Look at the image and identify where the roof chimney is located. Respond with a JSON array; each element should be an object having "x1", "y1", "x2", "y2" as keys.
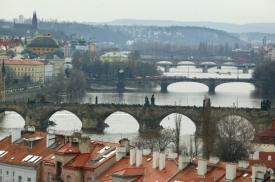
[
  {"x1": 178, "y1": 155, "x2": 191, "y2": 170},
  {"x1": 116, "y1": 146, "x2": 126, "y2": 161},
  {"x1": 226, "y1": 163, "x2": 236, "y2": 180},
  {"x1": 159, "y1": 153, "x2": 166, "y2": 170},
  {"x1": 11, "y1": 128, "x2": 21, "y2": 143},
  {"x1": 136, "y1": 150, "x2": 142, "y2": 167},
  {"x1": 119, "y1": 138, "x2": 130, "y2": 154},
  {"x1": 130, "y1": 148, "x2": 135, "y2": 165},
  {"x1": 153, "y1": 152, "x2": 159, "y2": 169},
  {"x1": 252, "y1": 164, "x2": 266, "y2": 182},
  {"x1": 198, "y1": 159, "x2": 207, "y2": 176}
]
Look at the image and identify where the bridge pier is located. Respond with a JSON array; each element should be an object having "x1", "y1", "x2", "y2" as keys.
[
  {"x1": 161, "y1": 83, "x2": 168, "y2": 92},
  {"x1": 165, "y1": 65, "x2": 170, "y2": 72},
  {"x1": 243, "y1": 66, "x2": 249, "y2": 73},
  {"x1": 203, "y1": 65, "x2": 208, "y2": 73},
  {"x1": 208, "y1": 82, "x2": 215, "y2": 94}
]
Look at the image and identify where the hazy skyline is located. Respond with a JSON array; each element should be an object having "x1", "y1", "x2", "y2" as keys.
[{"x1": 2, "y1": 0, "x2": 275, "y2": 24}]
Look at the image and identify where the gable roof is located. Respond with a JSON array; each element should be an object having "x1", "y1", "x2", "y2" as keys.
[
  {"x1": 0, "y1": 131, "x2": 64, "y2": 168},
  {"x1": 96, "y1": 153, "x2": 179, "y2": 182}
]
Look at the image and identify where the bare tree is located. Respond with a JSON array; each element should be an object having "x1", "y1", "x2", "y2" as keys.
[
  {"x1": 131, "y1": 128, "x2": 175, "y2": 152},
  {"x1": 201, "y1": 97, "x2": 217, "y2": 159},
  {"x1": 174, "y1": 113, "x2": 182, "y2": 154},
  {"x1": 189, "y1": 134, "x2": 203, "y2": 158},
  {"x1": 213, "y1": 115, "x2": 254, "y2": 162}
]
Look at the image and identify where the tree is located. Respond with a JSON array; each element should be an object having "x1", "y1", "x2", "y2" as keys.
[
  {"x1": 212, "y1": 115, "x2": 254, "y2": 162},
  {"x1": 201, "y1": 97, "x2": 217, "y2": 159},
  {"x1": 252, "y1": 61, "x2": 275, "y2": 93},
  {"x1": 131, "y1": 128, "x2": 175, "y2": 152},
  {"x1": 174, "y1": 113, "x2": 182, "y2": 154}
]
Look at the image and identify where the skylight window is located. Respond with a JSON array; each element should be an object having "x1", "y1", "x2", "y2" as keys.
[
  {"x1": 22, "y1": 155, "x2": 34, "y2": 162},
  {"x1": 0, "y1": 150, "x2": 8, "y2": 158},
  {"x1": 22, "y1": 155, "x2": 42, "y2": 163}
]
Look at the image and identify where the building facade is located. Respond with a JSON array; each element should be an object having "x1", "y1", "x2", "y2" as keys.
[
  {"x1": 100, "y1": 51, "x2": 129, "y2": 63},
  {"x1": 1, "y1": 59, "x2": 46, "y2": 84},
  {"x1": 0, "y1": 128, "x2": 64, "y2": 182}
]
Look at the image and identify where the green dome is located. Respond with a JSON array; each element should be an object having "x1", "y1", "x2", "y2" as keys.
[{"x1": 28, "y1": 34, "x2": 59, "y2": 48}]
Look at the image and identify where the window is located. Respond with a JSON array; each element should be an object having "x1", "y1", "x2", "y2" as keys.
[
  {"x1": 87, "y1": 177, "x2": 92, "y2": 182},
  {"x1": 67, "y1": 175, "x2": 71, "y2": 182},
  {"x1": 13, "y1": 171, "x2": 14, "y2": 176},
  {"x1": 27, "y1": 177, "x2": 31, "y2": 182},
  {"x1": 48, "y1": 172, "x2": 52, "y2": 182},
  {"x1": 6, "y1": 171, "x2": 8, "y2": 175},
  {"x1": 0, "y1": 169, "x2": 2, "y2": 174},
  {"x1": 0, "y1": 176, "x2": 2, "y2": 182},
  {"x1": 18, "y1": 176, "x2": 22, "y2": 182}
]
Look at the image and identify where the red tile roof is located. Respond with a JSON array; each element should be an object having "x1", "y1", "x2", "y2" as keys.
[
  {"x1": 96, "y1": 153, "x2": 179, "y2": 182},
  {"x1": 0, "y1": 59, "x2": 46, "y2": 65},
  {"x1": 0, "y1": 40, "x2": 21, "y2": 47},
  {"x1": 0, "y1": 131, "x2": 64, "y2": 167},
  {"x1": 44, "y1": 140, "x2": 120, "y2": 170}
]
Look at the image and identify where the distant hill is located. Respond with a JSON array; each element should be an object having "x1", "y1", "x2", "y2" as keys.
[{"x1": 99, "y1": 19, "x2": 275, "y2": 34}]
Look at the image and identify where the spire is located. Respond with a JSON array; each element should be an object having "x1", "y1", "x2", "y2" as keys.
[{"x1": 1, "y1": 58, "x2": 5, "y2": 77}]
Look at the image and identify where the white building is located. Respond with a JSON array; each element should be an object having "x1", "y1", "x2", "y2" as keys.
[{"x1": 0, "y1": 128, "x2": 64, "y2": 182}]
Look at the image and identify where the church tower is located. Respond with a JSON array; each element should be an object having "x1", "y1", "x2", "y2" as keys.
[{"x1": 32, "y1": 11, "x2": 37, "y2": 29}]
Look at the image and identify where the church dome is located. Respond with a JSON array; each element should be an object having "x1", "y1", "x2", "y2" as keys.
[{"x1": 28, "y1": 34, "x2": 59, "y2": 48}]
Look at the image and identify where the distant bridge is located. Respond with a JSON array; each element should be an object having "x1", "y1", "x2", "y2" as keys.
[
  {"x1": 156, "y1": 61, "x2": 258, "y2": 73},
  {"x1": 91, "y1": 78, "x2": 263, "y2": 93}
]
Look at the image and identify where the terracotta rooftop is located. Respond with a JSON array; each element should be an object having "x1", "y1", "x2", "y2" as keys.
[
  {"x1": 0, "y1": 130, "x2": 64, "y2": 167},
  {"x1": 96, "y1": 153, "x2": 179, "y2": 182},
  {"x1": 43, "y1": 140, "x2": 120, "y2": 170},
  {"x1": 1, "y1": 59, "x2": 46, "y2": 65}
]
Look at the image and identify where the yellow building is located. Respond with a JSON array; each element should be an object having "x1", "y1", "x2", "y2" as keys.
[
  {"x1": 1, "y1": 59, "x2": 46, "y2": 84},
  {"x1": 28, "y1": 34, "x2": 59, "y2": 55},
  {"x1": 100, "y1": 51, "x2": 129, "y2": 63}
]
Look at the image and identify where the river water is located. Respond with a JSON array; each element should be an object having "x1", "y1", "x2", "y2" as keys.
[{"x1": 0, "y1": 65, "x2": 268, "y2": 142}]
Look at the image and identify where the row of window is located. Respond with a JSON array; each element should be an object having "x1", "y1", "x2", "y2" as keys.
[
  {"x1": 7, "y1": 67, "x2": 35, "y2": 71},
  {"x1": 47, "y1": 174, "x2": 92, "y2": 182},
  {"x1": 0, "y1": 169, "x2": 31, "y2": 182}
]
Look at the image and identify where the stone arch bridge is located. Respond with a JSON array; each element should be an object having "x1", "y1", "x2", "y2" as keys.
[
  {"x1": 0, "y1": 102, "x2": 273, "y2": 133},
  {"x1": 92, "y1": 78, "x2": 263, "y2": 93}
]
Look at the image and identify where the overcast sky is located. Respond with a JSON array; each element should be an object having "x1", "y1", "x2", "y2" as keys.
[{"x1": 2, "y1": 0, "x2": 275, "y2": 24}]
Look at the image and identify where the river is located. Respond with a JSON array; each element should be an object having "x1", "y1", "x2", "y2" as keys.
[{"x1": 0, "y1": 65, "x2": 269, "y2": 142}]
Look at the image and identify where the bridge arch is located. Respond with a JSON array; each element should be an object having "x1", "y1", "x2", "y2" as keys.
[
  {"x1": 0, "y1": 108, "x2": 25, "y2": 120},
  {"x1": 166, "y1": 82, "x2": 208, "y2": 93},
  {"x1": 102, "y1": 111, "x2": 140, "y2": 133},
  {"x1": 210, "y1": 108, "x2": 266, "y2": 131},
  {"x1": 39, "y1": 108, "x2": 83, "y2": 129},
  {"x1": 215, "y1": 82, "x2": 255, "y2": 92},
  {"x1": 159, "y1": 113, "x2": 196, "y2": 135},
  {"x1": 96, "y1": 109, "x2": 140, "y2": 131},
  {"x1": 0, "y1": 110, "x2": 25, "y2": 130}
]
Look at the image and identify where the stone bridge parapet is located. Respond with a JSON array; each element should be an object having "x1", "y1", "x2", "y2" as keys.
[{"x1": 0, "y1": 102, "x2": 274, "y2": 133}]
